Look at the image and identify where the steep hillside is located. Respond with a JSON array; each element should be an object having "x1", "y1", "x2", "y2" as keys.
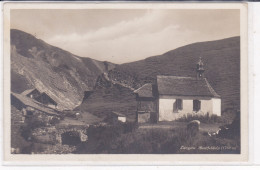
[
  {"x1": 11, "y1": 29, "x2": 115, "y2": 109},
  {"x1": 107, "y1": 37, "x2": 240, "y2": 112}
]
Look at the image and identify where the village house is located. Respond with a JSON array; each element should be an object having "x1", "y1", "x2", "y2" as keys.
[
  {"x1": 11, "y1": 92, "x2": 60, "y2": 117},
  {"x1": 21, "y1": 88, "x2": 58, "y2": 109},
  {"x1": 134, "y1": 58, "x2": 221, "y2": 123}
]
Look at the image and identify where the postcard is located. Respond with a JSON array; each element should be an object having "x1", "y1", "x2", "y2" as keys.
[{"x1": 3, "y1": 2, "x2": 248, "y2": 164}]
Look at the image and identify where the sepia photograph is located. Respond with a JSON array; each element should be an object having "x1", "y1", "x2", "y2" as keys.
[{"x1": 3, "y1": 2, "x2": 248, "y2": 163}]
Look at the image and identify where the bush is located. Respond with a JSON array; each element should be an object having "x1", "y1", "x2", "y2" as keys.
[
  {"x1": 122, "y1": 122, "x2": 138, "y2": 133},
  {"x1": 176, "y1": 113, "x2": 223, "y2": 123},
  {"x1": 49, "y1": 117, "x2": 60, "y2": 125},
  {"x1": 20, "y1": 116, "x2": 47, "y2": 142},
  {"x1": 25, "y1": 116, "x2": 46, "y2": 129}
]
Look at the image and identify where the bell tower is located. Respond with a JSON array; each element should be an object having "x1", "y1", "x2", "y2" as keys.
[{"x1": 196, "y1": 57, "x2": 205, "y2": 79}]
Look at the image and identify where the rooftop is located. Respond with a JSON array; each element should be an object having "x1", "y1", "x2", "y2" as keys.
[
  {"x1": 157, "y1": 75, "x2": 220, "y2": 98},
  {"x1": 21, "y1": 88, "x2": 39, "y2": 96},
  {"x1": 21, "y1": 88, "x2": 58, "y2": 105},
  {"x1": 11, "y1": 92, "x2": 60, "y2": 116},
  {"x1": 112, "y1": 111, "x2": 126, "y2": 117},
  {"x1": 134, "y1": 83, "x2": 154, "y2": 98}
]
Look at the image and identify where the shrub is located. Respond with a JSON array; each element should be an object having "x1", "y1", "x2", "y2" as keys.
[
  {"x1": 20, "y1": 124, "x2": 32, "y2": 141},
  {"x1": 176, "y1": 113, "x2": 223, "y2": 123},
  {"x1": 20, "y1": 116, "x2": 47, "y2": 142},
  {"x1": 25, "y1": 116, "x2": 46, "y2": 129},
  {"x1": 49, "y1": 116, "x2": 60, "y2": 125},
  {"x1": 122, "y1": 122, "x2": 138, "y2": 133}
]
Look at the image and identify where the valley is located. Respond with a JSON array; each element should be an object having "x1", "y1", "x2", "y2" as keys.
[{"x1": 10, "y1": 29, "x2": 240, "y2": 154}]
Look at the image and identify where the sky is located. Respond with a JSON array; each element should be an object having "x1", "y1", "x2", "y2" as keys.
[{"x1": 11, "y1": 9, "x2": 240, "y2": 64}]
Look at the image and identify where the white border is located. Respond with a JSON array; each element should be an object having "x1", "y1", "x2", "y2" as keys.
[
  {"x1": 252, "y1": 2, "x2": 260, "y2": 165},
  {"x1": 2, "y1": 2, "x2": 249, "y2": 165}
]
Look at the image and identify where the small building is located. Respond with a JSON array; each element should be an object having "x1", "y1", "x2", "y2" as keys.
[
  {"x1": 134, "y1": 84, "x2": 158, "y2": 123},
  {"x1": 21, "y1": 88, "x2": 57, "y2": 109},
  {"x1": 111, "y1": 111, "x2": 126, "y2": 123},
  {"x1": 134, "y1": 57, "x2": 221, "y2": 123},
  {"x1": 11, "y1": 92, "x2": 60, "y2": 116}
]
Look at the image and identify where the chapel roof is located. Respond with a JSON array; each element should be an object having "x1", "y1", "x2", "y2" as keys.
[{"x1": 157, "y1": 75, "x2": 220, "y2": 98}]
